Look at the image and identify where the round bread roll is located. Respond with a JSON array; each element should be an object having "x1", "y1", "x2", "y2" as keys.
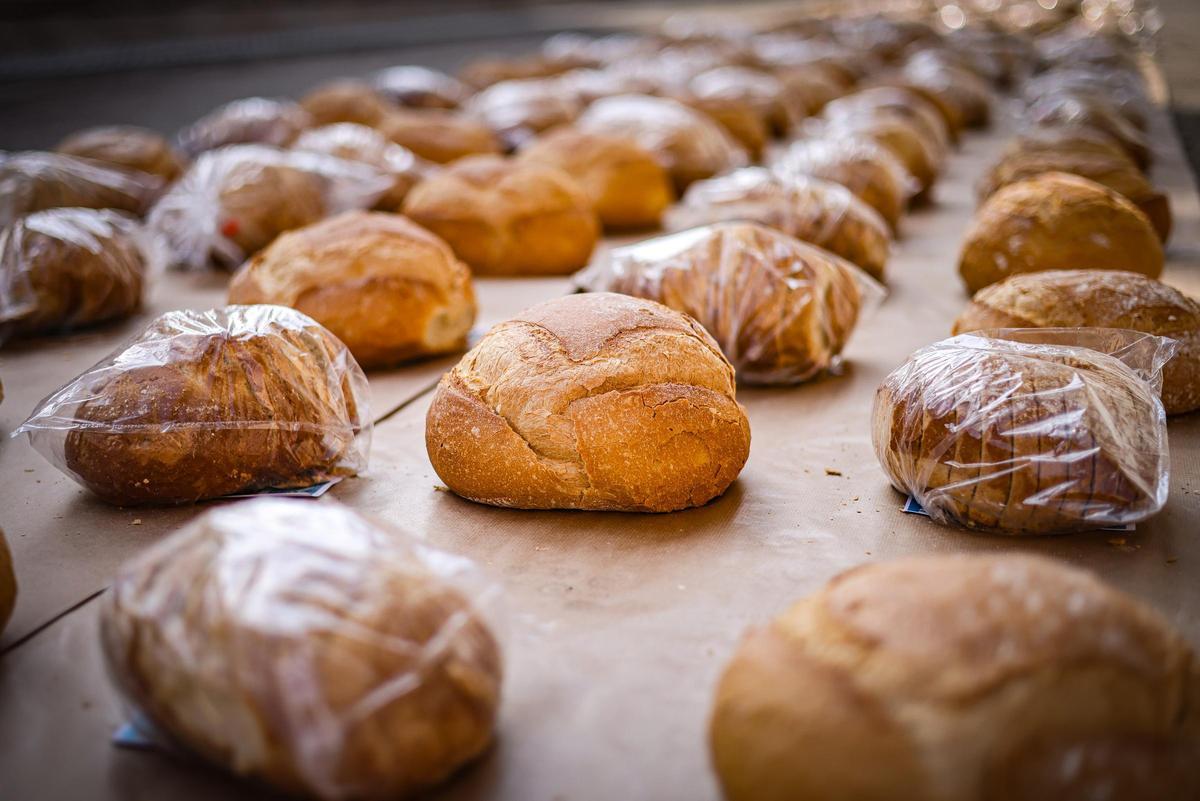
[
  {"x1": 977, "y1": 147, "x2": 1169, "y2": 242},
  {"x1": 292, "y1": 123, "x2": 431, "y2": 211},
  {"x1": 177, "y1": 97, "x2": 311, "y2": 157},
  {"x1": 671, "y1": 92, "x2": 769, "y2": 163},
  {"x1": 372, "y1": 65, "x2": 471, "y2": 109},
  {"x1": 0, "y1": 208, "x2": 151, "y2": 340},
  {"x1": 56, "y1": 125, "x2": 185, "y2": 182},
  {"x1": 0, "y1": 151, "x2": 161, "y2": 227},
  {"x1": 17, "y1": 305, "x2": 369, "y2": 505},
  {"x1": 426, "y1": 292, "x2": 751, "y2": 512},
  {"x1": 402, "y1": 155, "x2": 597, "y2": 276},
  {"x1": 464, "y1": 78, "x2": 582, "y2": 147},
  {"x1": 576, "y1": 94, "x2": 748, "y2": 191},
  {"x1": 518, "y1": 127, "x2": 674, "y2": 230},
  {"x1": 377, "y1": 109, "x2": 502, "y2": 164},
  {"x1": 229, "y1": 211, "x2": 475, "y2": 369},
  {"x1": 872, "y1": 331, "x2": 1169, "y2": 534},
  {"x1": 666, "y1": 168, "x2": 890, "y2": 281},
  {"x1": 710, "y1": 553, "x2": 1200, "y2": 801},
  {"x1": 953, "y1": 270, "x2": 1200, "y2": 415},
  {"x1": 958, "y1": 172, "x2": 1163, "y2": 294},
  {"x1": 773, "y1": 138, "x2": 909, "y2": 231},
  {"x1": 0, "y1": 529, "x2": 14, "y2": 638},
  {"x1": 300, "y1": 79, "x2": 396, "y2": 127},
  {"x1": 101, "y1": 498, "x2": 502, "y2": 800},
  {"x1": 578, "y1": 223, "x2": 862, "y2": 384}
]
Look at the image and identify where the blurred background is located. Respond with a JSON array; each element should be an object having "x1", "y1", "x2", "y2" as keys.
[{"x1": 0, "y1": 0, "x2": 1196, "y2": 174}]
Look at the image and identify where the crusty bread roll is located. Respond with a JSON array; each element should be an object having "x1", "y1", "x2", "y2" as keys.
[
  {"x1": 872, "y1": 332, "x2": 1169, "y2": 534},
  {"x1": 0, "y1": 529, "x2": 14, "y2": 637},
  {"x1": 0, "y1": 208, "x2": 151, "y2": 341},
  {"x1": 18, "y1": 305, "x2": 370, "y2": 505},
  {"x1": 56, "y1": 125, "x2": 185, "y2": 182},
  {"x1": 577, "y1": 223, "x2": 862, "y2": 385},
  {"x1": 292, "y1": 123, "x2": 431, "y2": 212},
  {"x1": 373, "y1": 65, "x2": 471, "y2": 109},
  {"x1": 229, "y1": 211, "x2": 475, "y2": 369},
  {"x1": 978, "y1": 148, "x2": 1170, "y2": 241},
  {"x1": 958, "y1": 172, "x2": 1163, "y2": 294},
  {"x1": 402, "y1": 155, "x2": 597, "y2": 276},
  {"x1": 667, "y1": 168, "x2": 890, "y2": 281},
  {"x1": 101, "y1": 498, "x2": 502, "y2": 800},
  {"x1": 518, "y1": 127, "x2": 673, "y2": 230},
  {"x1": 575, "y1": 94, "x2": 748, "y2": 191},
  {"x1": 711, "y1": 553, "x2": 1200, "y2": 801},
  {"x1": 773, "y1": 138, "x2": 909, "y2": 231},
  {"x1": 300, "y1": 79, "x2": 397, "y2": 127},
  {"x1": 0, "y1": 151, "x2": 162, "y2": 227},
  {"x1": 426, "y1": 292, "x2": 750, "y2": 511},
  {"x1": 953, "y1": 270, "x2": 1200, "y2": 415},
  {"x1": 177, "y1": 97, "x2": 311, "y2": 157},
  {"x1": 377, "y1": 108, "x2": 502, "y2": 164}
]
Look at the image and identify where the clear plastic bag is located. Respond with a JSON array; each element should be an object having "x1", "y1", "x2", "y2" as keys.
[
  {"x1": 1022, "y1": 67, "x2": 1151, "y2": 131},
  {"x1": 1023, "y1": 91, "x2": 1152, "y2": 167},
  {"x1": 0, "y1": 207, "x2": 166, "y2": 342},
  {"x1": 176, "y1": 97, "x2": 312, "y2": 157},
  {"x1": 148, "y1": 144, "x2": 392, "y2": 269},
  {"x1": 371, "y1": 65, "x2": 471, "y2": 108},
  {"x1": 0, "y1": 150, "x2": 163, "y2": 228},
  {"x1": 820, "y1": 87, "x2": 951, "y2": 155},
  {"x1": 872, "y1": 328, "x2": 1176, "y2": 535},
  {"x1": 689, "y1": 66, "x2": 807, "y2": 134},
  {"x1": 100, "y1": 496, "x2": 504, "y2": 800},
  {"x1": 665, "y1": 167, "x2": 891, "y2": 281},
  {"x1": 291, "y1": 124, "x2": 436, "y2": 211},
  {"x1": 575, "y1": 221, "x2": 871, "y2": 385},
  {"x1": 463, "y1": 78, "x2": 583, "y2": 148},
  {"x1": 15, "y1": 304, "x2": 371, "y2": 506}
]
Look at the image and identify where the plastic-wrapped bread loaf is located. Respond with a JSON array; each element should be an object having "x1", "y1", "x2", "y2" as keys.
[
  {"x1": 291, "y1": 123, "x2": 434, "y2": 212},
  {"x1": 0, "y1": 151, "x2": 162, "y2": 228},
  {"x1": 16, "y1": 305, "x2": 370, "y2": 505},
  {"x1": 666, "y1": 168, "x2": 890, "y2": 280},
  {"x1": 872, "y1": 329, "x2": 1174, "y2": 534},
  {"x1": 577, "y1": 222, "x2": 865, "y2": 385},
  {"x1": 101, "y1": 498, "x2": 502, "y2": 800},
  {"x1": 176, "y1": 97, "x2": 312, "y2": 156},
  {"x1": 772, "y1": 138, "x2": 912, "y2": 231},
  {"x1": 56, "y1": 125, "x2": 186, "y2": 182},
  {"x1": 710, "y1": 553, "x2": 1200, "y2": 801},
  {"x1": 464, "y1": 78, "x2": 583, "y2": 148},
  {"x1": 426, "y1": 292, "x2": 750, "y2": 512},
  {"x1": 953, "y1": 270, "x2": 1200, "y2": 415}
]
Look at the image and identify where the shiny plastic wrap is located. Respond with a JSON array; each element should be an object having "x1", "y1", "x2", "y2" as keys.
[
  {"x1": 371, "y1": 65, "x2": 471, "y2": 108},
  {"x1": 807, "y1": 113, "x2": 942, "y2": 194},
  {"x1": 148, "y1": 144, "x2": 391, "y2": 269},
  {"x1": 575, "y1": 222, "x2": 868, "y2": 385},
  {"x1": 751, "y1": 36, "x2": 874, "y2": 86},
  {"x1": 688, "y1": 66, "x2": 807, "y2": 135},
  {"x1": 575, "y1": 95, "x2": 748, "y2": 190},
  {"x1": 100, "y1": 497, "x2": 503, "y2": 800},
  {"x1": 772, "y1": 137, "x2": 914, "y2": 231},
  {"x1": 177, "y1": 97, "x2": 312, "y2": 157},
  {"x1": 900, "y1": 51, "x2": 993, "y2": 128},
  {"x1": 1023, "y1": 67, "x2": 1152, "y2": 131},
  {"x1": 820, "y1": 87, "x2": 951, "y2": 153},
  {"x1": 872, "y1": 329, "x2": 1175, "y2": 535},
  {"x1": 56, "y1": 125, "x2": 187, "y2": 182},
  {"x1": 464, "y1": 78, "x2": 583, "y2": 148},
  {"x1": 0, "y1": 151, "x2": 163, "y2": 228},
  {"x1": 15, "y1": 304, "x2": 370, "y2": 505},
  {"x1": 291, "y1": 124, "x2": 435, "y2": 212},
  {"x1": 0, "y1": 208, "x2": 166, "y2": 342},
  {"x1": 665, "y1": 167, "x2": 891, "y2": 281},
  {"x1": 550, "y1": 68, "x2": 660, "y2": 105},
  {"x1": 1023, "y1": 92, "x2": 1151, "y2": 169}
]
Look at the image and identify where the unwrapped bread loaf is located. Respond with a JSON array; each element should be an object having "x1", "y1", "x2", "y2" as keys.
[
  {"x1": 426, "y1": 292, "x2": 750, "y2": 512},
  {"x1": 872, "y1": 330, "x2": 1172, "y2": 534},
  {"x1": 711, "y1": 553, "x2": 1200, "y2": 801},
  {"x1": 101, "y1": 498, "x2": 502, "y2": 800}
]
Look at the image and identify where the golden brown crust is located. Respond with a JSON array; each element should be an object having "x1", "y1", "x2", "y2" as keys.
[
  {"x1": 425, "y1": 292, "x2": 751, "y2": 512},
  {"x1": 101, "y1": 501, "x2": 502, "y2": 800},
  {"x1": 300, "y1": 80, "x2": 396, "y2": 127},
  {"x1": 711, "y1": 554, "x2": 1200, "y2": 801},
  {"x1": 958, "y1": 173, "x2": 1163, "y2": 295},
  {"x1": 56, "y1": 126, "x2": 185, "y2": 182},
  {"x1": 377, "y1": 109, "x2": 502, "y2": 164},
  {"x1": 518, "y1": 127, "x2": 673, "y2": 230},
  {"x1": 402, "y1": 155, "x2": 598, "y2": 276},
  {"x1": 229, "y1": 211, "x2": 476, "y2": 369},
  {"x1": 0, "y1": 530, "x2": 14, "y2": 637},
  {"x1": 953, "y1": 270, "x2": 1200, "y2": 415}
]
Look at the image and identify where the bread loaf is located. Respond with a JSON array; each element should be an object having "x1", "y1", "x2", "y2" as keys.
[
  {"x1": 667, "y1": 169, "x2": 890, "y2": 280},
  {"x1": 958, "y1": 172, "x2": 1163, "y2": 294},
  {"x1": 0, "y1": 208, "x2": 153, "y2": 341},
  {"x1": 821, "y1": 86, "x2": 951, "y2": 152},
  {"x1": 291, "y1": 123, "x2": 431, "y2": 212},
  {"x1": 465, "y1": 78, "x2": 582, "y2": 147},
  {"x1": 1024, "y1": 92, "x2": 1151, "y2": 169},
  {"x1": 518, "y1": 128, "x2": 673, "y2": 230},
  {"x1": 372, "y1": 65, "x2": 470, "y2": 109},
  {"x1": 300, "y1": 80, "x2": 396, "y2": 128},
  {"x1": 671, "y1": 92, "x2": 769, "y2": 163},
  {"x1": 402, "y1": 155, "x2": 597, "y2": 276},
  {"x1": 426, "y1": 292, "x2": 750, "y2": 512},
  {"x1": 711, "y1": 554, "x2": 1200, "y2": 801},
  {"x1": 0, "y1": 151, "x2": 161, "y2": 227},
  {"x1": 821, "y1": 114, "x2": 942, "y2": 196},
  {"x1": 377, "y1": 108, "x2": 502, "y2": 164},
  {"x1": 577, "y1": 223, "x2": 863, "y2": 385},
  {"x1": 101, "y1": 498, "x2": 502, "y2": 800},
  {"x1": 17, "y1": 305, "x2": 370, "y2": 505},
  {"x1": 773, "y1": 138, "x2": 910, "y2": 231},
  {"x1": 0, "y1": 529, "x2": 14, "y2": 638},
  {"x1": 177, "y1": 97, "x2": 311, "y2": 157},
  {"x1": 953, "y1": 270, "x2": 1200, "y2": 415},
  {"x1": 689, "y1": 66, "x2": 807, "y2": 135},
  {"x1": 229, "y1": 211, "x2": 475, "y2": 369},
  {"x1": 872, "y1": 331, "x2": 1170, "y2": 534},
  {"x1": 56, "y1": 125, "x2": 185, "y2": 181}
]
